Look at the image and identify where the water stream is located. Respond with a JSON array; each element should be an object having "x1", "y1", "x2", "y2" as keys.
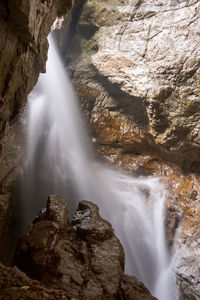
[{"x1": 23, "y1": 35, "x2": 178, "y2": 300}]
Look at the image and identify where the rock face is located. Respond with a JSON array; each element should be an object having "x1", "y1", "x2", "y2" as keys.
[
  {"x1": 0, "y1": 262, "x2": 73, "y2": 300},
  {"x1": 96, "y1": 145, "x2": 200, "y2": 299},
  {"x1": 176, "y1": 241, "x2": 200, "y2": 300},
  {"x1": 14, "y1": 195, "x2": 157, "y2": 300},
  {"x1": 0, "y1": 0, "x2": 72, "y2": 244},
  {"x1": 61, "y1": 0, "x2": 200, "y2": 172},
  {"x1": 56, "y1": 1, "x2": 200, "y2": 298}
]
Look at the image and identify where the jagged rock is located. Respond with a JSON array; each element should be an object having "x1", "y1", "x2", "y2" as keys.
[
  {"x1": 14, "y1": 195, "x2": 157, "y2": 300},
  {"x1": 72, "y1": 201, "x2": 115, "y2": 242}
]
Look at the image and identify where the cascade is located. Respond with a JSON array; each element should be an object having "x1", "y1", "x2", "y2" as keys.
[{"x1": 23, "y1": 35, "x2": 178, "y2": 300}]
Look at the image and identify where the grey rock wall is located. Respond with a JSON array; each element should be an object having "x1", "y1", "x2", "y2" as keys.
[{"x1": 63, "y1": 0, "x2": 200, "y2": 172}]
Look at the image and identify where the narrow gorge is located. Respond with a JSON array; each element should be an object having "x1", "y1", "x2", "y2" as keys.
[{"x1": 0, "y1": 1, "x2": 200, "y2": 300}]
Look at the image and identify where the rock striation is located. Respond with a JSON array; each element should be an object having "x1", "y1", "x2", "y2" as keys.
[{"x1": 14, "y1": 195, "x2": 157, "y2": 300}]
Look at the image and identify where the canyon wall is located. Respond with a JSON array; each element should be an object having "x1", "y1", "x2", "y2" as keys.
[
  {"x1": 0, "y1": 0, "x2": 72, "y2": 245},
  {"x1": 57, "y1": 0, "x2": 200, "y2": 299}
]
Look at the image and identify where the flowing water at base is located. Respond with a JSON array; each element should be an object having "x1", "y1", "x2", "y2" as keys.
[{"x1": 23, "y1": 35, "x2": 178, "y2": 300}]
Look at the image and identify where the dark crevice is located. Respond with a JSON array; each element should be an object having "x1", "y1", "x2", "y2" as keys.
[{"x1": 59, "y1": 0, "x2": 87, "y2": 59}]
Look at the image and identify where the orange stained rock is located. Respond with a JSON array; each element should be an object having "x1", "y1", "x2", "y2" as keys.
[
  {"x1": 96, "y1": 143, "x2": 200, "y2": 243},
  {"x1": 90, "y1": 110, "x2": 145, "y2": 145}
]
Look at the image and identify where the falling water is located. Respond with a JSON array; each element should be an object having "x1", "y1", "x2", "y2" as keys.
[{"x1": 23, "y1": 35, "x2": 178, "y2": 300}]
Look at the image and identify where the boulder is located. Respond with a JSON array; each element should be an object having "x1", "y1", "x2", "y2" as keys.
[{"x1": 14, "y1": 195, "x2": 157, "y2": 300}]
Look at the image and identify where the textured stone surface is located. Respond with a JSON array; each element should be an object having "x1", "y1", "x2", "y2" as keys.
[
  {"x1": 59, "y1": 3, "x2": 200, "y2": 297},
  {"x1": 96, "y1": 144, "x2": 200, "y2": 299},
  {"x1": 14, "y1": 195, "x2": 156, "y2": 300},
  {"x1": 0, "y1": 262, "x2": 74, "y2": 300},
  {"x1": 176, "y1": 241, "x2": 200, "y2": 300},
  {"x1": 0, "y1": 0, "x2": 72, "y2": 242},
  {"x1": 62, "y1": 0, "x2": 200, "y2": 172}
]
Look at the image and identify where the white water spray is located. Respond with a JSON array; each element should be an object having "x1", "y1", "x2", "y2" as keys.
[{"x1": 23, "y1": 35, "x2": 178, "y2": 300}]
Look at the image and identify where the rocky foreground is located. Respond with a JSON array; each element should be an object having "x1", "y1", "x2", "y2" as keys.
[{"x1": 0, "y1": 195, "x2": 156, "y2": 300}]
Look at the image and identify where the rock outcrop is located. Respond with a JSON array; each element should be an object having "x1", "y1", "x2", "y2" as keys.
[
  {"x1": 0, "y1": 0, "x2": 72, "y2": 246},
  {"x1": 14, "y1": 195, "x2": 157, "y2": 300}
]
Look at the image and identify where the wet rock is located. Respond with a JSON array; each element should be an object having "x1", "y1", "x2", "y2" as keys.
[
  {"x1": 136, "y1": 184, "x2": 151, "y2": 200},
  {"x1": 165, "y1": 203, "x2": 182, "y2": 248},
  {"x1": 72, "y1": 201, "x2": 125, "y2": 299},
  {"x1": 72, "y1": 200, "x2": 114, "y2": 242},
  {"x1": 14, "y1": 195, "x2": 156, "y2": 300},
  {"x1": 45, "y1": 195, "x2": 70, "y2": 230}
]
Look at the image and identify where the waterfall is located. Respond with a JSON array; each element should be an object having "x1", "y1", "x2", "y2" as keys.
[{"x1": 23, "y1": 35, "x2": 178, "y2": 300}]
